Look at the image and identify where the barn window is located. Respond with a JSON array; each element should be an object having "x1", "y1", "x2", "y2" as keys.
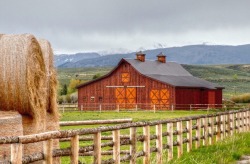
[
  {"x1": 91, "y1": 96, "x2": 95, "y2": 102},
  {"x1": 121, "y1": 73, "x2": 130, "y2": 83},
  {"x1": 83, "y1": 96, "x2": 87, "y2": 102}
]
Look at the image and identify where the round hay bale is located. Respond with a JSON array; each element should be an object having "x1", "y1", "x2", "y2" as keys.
[
  {"x1": 0, "y1": 34, "x2": 46, "y2": 155},
  {"x1": 0, "y1": 111, "x2": 23, "y2": 160},
  {"x1": 38, "y1": 39, "x2": 60, "y2": 163},
  {"x1": 0, "y1": 34, "x2": 46, "y2": 123}
]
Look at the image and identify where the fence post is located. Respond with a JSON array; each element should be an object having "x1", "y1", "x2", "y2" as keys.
[
  {"x1": 247, "y1": 111, "x2": 250, "y2": 131},
  {"x1": 195, "y1": 118, "x2": 201, "y2": 149},
  {"x1": 216, "y1": 115, "x2": 221, "y2": 141},
  {"x1": 243, "y1": 112, "x2": 246, "y2": 132},
  {"x1": 94, "y1": 132, "x2": 101, "y2": 164},
  {"x1": 235, "y1": 112, "x2": 239, "y2": 133},
  {"x1": 11, "y1": 143, "x2": 22, "y2": 164},
  {"x1": 135, "y1": 104, "x2": 138, "y2": 111},
  {"x1": 130, "y1": 127, "x2": 136, "y2": 164},
  {"x1": 202, "y1": 117, "x2": 208, "y2": 146},
  {"x1": 99, "y1": 104, "x2": 102, "y2": 113},
  {"x1": 153, "y1": 105, "x2": 156, "y2": 113},
  {"x1": 221, "y1": 115, "x2": 226, "y2": 140},
  {"x1": 70, "y1": 135, "x2": 79, "y2": 164},
  {"x1": 167, "y1": 123, "x2": 173, "y2": 161},
  {"x1": 171, "y1": 104, "x2": 174, "y2": 111},
  {"x1": 187, "y1": 120, "x2": 192, "y2": 152},
  {"x1": 117, "y1": 104, "x2": 119, "y2": 112},
  {"x1": 63, "y1": 104, "x2": 65, "y2": 113},
  {"x1": 209, "y1": 117, "x2": 214, "y2": 145},
  {"x1": 113, "y1": 130, "x2": 120, "y2": 164},
  {"x1": 44, "y1": 139, "x2": 53, "y2": 164},
  {"x1": 81, "y1": 104, "x2": 83, "y2": 112},
  {"x1": 156, "y1": 124, "x2": 162, "y2": 164},
  {"x1": 190, "y1": 104, "x2": 192, "y2": 111},
  {"x1": 143, "y1": 125, "x2": 150, "y2": 164},
  {"x1": 227, "y1": 113, "x2": 230, "y2": 137},
  {"x1": 177, "y1": 121, "x2": 183, "y2": 158},
  {"x1": 230, "y1": 113, "x2": 234, "y2": 135}
]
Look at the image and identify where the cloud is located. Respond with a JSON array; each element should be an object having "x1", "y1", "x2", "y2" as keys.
[{"x1": 1, "y1": 0, "x2": 250, "y2": 53}]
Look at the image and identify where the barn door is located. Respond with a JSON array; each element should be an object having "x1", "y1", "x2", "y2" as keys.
[
  {"x1": 150, "y1": 89, "x2": 170, "y2": 109},
  {"x1": 115, "y1": 87, "x2": 136, "y2": 109},
  {"x1": 115, "y1": 88, "x2": 125, "y2": 108},
  {"x1": 126, "y1": 88, "x2": 136, "y2": 108},
  {"x1": 160, "y1": 89, "x2": 170, "y2": 108}
]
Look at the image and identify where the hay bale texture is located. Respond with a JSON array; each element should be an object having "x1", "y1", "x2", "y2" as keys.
[
  {"x1": 0, "y1": 34, "x2": 47, "y2": 155},
  {"x1": 0, "y1": 34, "x2": 60, "y2": 163},
  {"x1": 0, "y1": 34, "x2": 46, "y2": 126},
  {"x1": 38, "y1": 39, "x2": 60, "y2": 163},
  {"x1": 0, "y1": 111, "x2": 23, "y2": 160}
]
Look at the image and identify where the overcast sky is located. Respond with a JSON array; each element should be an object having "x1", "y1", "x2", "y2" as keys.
[{"x1": 1, "y1": 0, "x2": 250, "y2": 54}]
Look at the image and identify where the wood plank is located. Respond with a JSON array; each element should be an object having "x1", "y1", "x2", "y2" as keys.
[
  {"x1": 221, "y1": 115, "x2": 225, "y2": 140},
  {"x1": 216, "y1": 116, "x2": 221, "y2": 141},
  {"x1": 156, "y1": 124, "x2": 163, "y2": 164},
  {"x1": 60, "y1": 118, "x2": 132, "y2": 126},
  {"x1": 43, "y1": 139, "x2": 53, "y2": 164},
  {"x1": 227, "y1": 114, "x2": 230, "y2": 137},
  {"x1": 167, "y1": 123, "x2": 173, "y2": 161},
  {"x1": 11, "y1": 143, "x2": 22, "y2": 164},
  {"x1": 94, "y1": 132, "x2": 101, "y2": 164},
  {"x1": 195, "y1": 118, "x2": 201, "y2": 148},
  {"x1": 209, "y1": 117, "x2": 214, "y2": 145},
  {"x1": 187, "y1": 120, "x2": 192, "y2": 152},
  {"x1": 236, "y1": 113, "x2": 239, "y2": 133},
  {"x1": 113, "y1": 130, "x2": 120, "y2": 164},
  {"x1": 177, "y1": 121, "x2": 183, "y2": 158},
  {"x1": 143, "y1": 125, "x2": 150, "y2": 164},
  {"x1": 70, "y1": 135, "x2": 79, "y2": 164},
  {"x1": 202, "y1": 117, "x2": 208, "y2": 146},
  {"x1": 130, "y1": 127, "x2": 137, "y2": 164},
  {"x1": 230, "y1": 113, "x2": 234, "y2": 136}
]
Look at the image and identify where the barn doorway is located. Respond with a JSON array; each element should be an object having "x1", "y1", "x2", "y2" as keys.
[
  {"x1": 115, "y1": 87, "x2": 136, "y2": 109},
  {"x1": 150, "y1": 89, "x2": 170, "y2": 109}
]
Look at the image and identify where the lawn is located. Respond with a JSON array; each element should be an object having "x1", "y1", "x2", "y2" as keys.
[{"x1": 58, "y1": 110, "x2": 250, "y2": 164}]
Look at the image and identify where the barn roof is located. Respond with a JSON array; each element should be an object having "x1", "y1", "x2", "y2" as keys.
[
  {"x1": 77, "y1": 58, "x2": 224, "y2": 89},
  {"x1": 124, "y1": 59, "x2": 223, "y2": 89}
]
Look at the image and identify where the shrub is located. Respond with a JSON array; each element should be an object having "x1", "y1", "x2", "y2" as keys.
[{"x1": 231, "y1": 93, "x2": 250, "y2": 103}]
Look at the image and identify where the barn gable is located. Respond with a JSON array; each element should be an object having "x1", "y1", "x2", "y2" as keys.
[{"x1": 77, "y1": 52, "x2": 224, "y2": 110}]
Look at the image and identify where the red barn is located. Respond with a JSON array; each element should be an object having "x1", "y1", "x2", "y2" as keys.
[{"x1": 77, "y1": 52, "x2": 224, "y2": 110}]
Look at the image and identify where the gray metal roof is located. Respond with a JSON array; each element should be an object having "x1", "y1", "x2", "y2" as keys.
[{"x1": 124, "y1": 59, "x2": 223, "y2": 89}]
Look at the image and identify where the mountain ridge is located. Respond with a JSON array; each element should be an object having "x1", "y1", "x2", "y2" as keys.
[{"x1": 55, "y1": 44, "x2": 250, "y2": 68}]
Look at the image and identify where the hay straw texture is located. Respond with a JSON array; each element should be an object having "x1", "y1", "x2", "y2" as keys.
[
  {"x1": 0, "y1": 34, "x2": 46, "y2": 125},
  {"x1": 0, "y1": 34, "x2": 46, "y2": 156},
  {"x1": 38, "y1": 39, "x2": 60, "y2": 163},
  {"x1": 0, "y1": 111, "x2": 23, "y2": 160}
]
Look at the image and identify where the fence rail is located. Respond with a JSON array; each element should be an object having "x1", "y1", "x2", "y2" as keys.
[
  {"x1": 0, "y1": 109, "x2": 250, "y2": 164},
  {"x1": 59, "y1": 103, "x2": 249, "y2": 112}
]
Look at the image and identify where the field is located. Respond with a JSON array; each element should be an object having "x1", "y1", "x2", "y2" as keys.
[
  {"x1": 59, "y1": 109, "x2": 250, "y2": 163},
  {"x1": 57, "y1": 64, "x2": 250, "y2": 99}
]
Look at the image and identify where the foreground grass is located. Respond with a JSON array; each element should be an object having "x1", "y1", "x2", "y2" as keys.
[
  {"x1": 169, "y1": 132, "x2": 250, "y2": 164},
  {"x1": 59, "y1": 110, "x2": 250, "y2": 164}
]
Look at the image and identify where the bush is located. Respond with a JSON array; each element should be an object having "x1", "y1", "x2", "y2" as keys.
[{"x1": 231, "y1": 93, "x2": 250, "y2": 103}]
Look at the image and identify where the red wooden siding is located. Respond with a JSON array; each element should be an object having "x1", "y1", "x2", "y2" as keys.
[
  {"x1": 78, "y1": 59, "x2": 223, "y2": 110},
  {"x1": 78, "y1": 60, "x2": 175, "y2": 110}
]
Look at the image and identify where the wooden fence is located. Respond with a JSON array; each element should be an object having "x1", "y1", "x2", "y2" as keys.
[
  {"x1": 59, "y1": 103, "x2": 248, "y2": 112},
  {"x1": 0, "y1": 109, "x2": 250, "y2": 164}
]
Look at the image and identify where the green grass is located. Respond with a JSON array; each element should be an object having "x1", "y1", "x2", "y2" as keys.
[
  {"x1": 59, "y1": 110, "x2": 250, "y2": 164},
  {"x1": 60, "y1": 110, "x2": 215, "y2": 122},
  {"x1": 169, "y1": 132, "x2": 250, "y2": 164}
]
